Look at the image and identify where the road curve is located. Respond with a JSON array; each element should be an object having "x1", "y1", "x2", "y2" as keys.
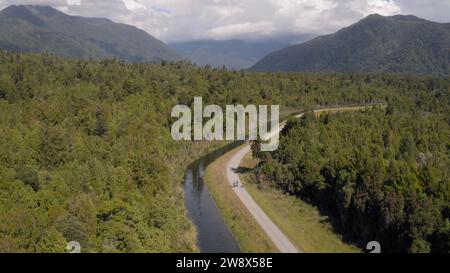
[
  {"x1": 225, "y1": 106, "x2": 383, "y2": 253},
  {"x1": 227, "y1": 145, "x2": 300, "y2": 253}
]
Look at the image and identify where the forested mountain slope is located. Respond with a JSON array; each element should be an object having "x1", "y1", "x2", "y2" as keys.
[
  {"x1": 0, "y1": 5, "x2": 180, "y2": 63},
  {"x1": 251, "y1": 14, "x2": 450, "y2": 75},
  {"x1": 170, "y1": 39, "x2": 288, "y2": 70}
]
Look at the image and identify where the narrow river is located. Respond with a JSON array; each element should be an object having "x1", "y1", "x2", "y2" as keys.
[
  {"x1": 183, "y1": 111, "x2": 303, "y2": 253},
  {"x1": 182, "y1": 107, "x2": 375, "y2": 253},
  {"x1": 183, "y1": 142, "x2": 243, "y2": 253}
]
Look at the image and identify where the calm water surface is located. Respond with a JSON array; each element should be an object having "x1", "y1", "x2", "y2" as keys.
[{"x1": 183, "y1": 142, "x2": 243, "y2": 253}]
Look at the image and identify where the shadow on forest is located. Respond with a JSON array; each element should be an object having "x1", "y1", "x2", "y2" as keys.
[{"x1": 289, "y1": 191, "x2": 365, "y2": 251}]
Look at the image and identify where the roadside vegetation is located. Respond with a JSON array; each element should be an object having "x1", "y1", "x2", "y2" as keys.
[
  {"x1": 252, "y1": 106, "x2": 449, "y2": 253},
  {"x1": 240, "y1": 152, "x2": 360, "y2": 253}
]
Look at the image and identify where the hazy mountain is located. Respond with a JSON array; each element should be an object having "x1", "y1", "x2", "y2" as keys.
[
  {"x1": 251, "y1": 14, "x2": 450, "y2": 75},
  {"x1": 170, "y1": 39, "x2": 290, "y2": 70},
  {"x1": 0, "y1": 5, "x2": 181, "y2": 63}
]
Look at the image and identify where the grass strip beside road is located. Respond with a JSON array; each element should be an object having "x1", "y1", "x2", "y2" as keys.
[
  {"x1": 204, "y1": 145, "x2": 278, "y2": 253},
  {"x1": 240, "y1": 153, "x2": 360, "y2": 253}
]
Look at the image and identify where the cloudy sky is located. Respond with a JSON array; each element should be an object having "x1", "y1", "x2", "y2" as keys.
[{"x1": 0, "y1": 0, "x2": 449, "y2": 42}]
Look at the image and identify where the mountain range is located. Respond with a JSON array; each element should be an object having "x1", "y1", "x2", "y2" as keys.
[
  {"x1": 0, "y1": 5, "x2": 448, "y2": 75},
  {"x1": 170, "y1": 39, "x2": 290, "y2": 70},
  {"x1": 0, "y1": 5, "x2": 180, "y2": 63},
  {"x1": 251, "y1": 14, "x2": 450, "y2": 75}
]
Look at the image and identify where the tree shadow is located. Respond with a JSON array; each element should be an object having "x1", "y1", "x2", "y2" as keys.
[
  {"x1": 290, "y1": 191, "x2": 364, "y2": 251},
  {"x1": 232, "y1": 167, "x2": 254, "y2": 174}
]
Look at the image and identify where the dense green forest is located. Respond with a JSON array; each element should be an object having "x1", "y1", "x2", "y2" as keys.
[
  {"x1": 0, "y1": 50, "x2": 448, "y2": 252},
  {"x1": 253, "y1": 91, "x2": 449, "y2": 252}
]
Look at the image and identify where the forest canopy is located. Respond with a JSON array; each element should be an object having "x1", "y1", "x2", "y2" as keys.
[
  {"x1": 253, "y1": 106, "x2": 449, "y2": 252},
  {"x1": 0, "y1": 51, "x2": 448, "y2": 252}
]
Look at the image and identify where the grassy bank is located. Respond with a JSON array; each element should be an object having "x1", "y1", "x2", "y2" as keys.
[
  {"x1": 240, "y1": 153, "x2": 360, "y2": 253},
  {"x1": 204, "y1": 146, "x2": 278, "y2": 253}
]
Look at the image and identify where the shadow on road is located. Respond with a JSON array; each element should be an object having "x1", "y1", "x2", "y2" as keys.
[{"x1": 232, "y1": 166, "x2": 253, "y2": 174}]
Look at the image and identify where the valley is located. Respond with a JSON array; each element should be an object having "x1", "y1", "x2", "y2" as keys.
[{"x1": 0, "y1": 4, "x2": 448, "y2": 255}]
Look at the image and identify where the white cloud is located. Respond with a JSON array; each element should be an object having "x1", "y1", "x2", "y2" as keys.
[
  {"x1": 394, "y1": 0, "x2": 450, "y2": 23},
  {"x1": 66, "y1": 0, "x2": 80, "y2": 5},
  {"x1": 122, "y1": 0, "x2": 146, "y2": 11},
  {"x1": 350, "y1": 0, "x2": 401, "y2": 16},
  {"x1": 0, "y1": 0, "x2": 448, "y2": 42},
  {"x1": 209, "y1": 21, "x2": 275, "y2": 39}
]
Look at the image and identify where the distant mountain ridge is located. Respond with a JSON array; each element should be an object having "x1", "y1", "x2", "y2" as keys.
[
  {"x1": 0, "y1": 5, "x2": 181, "y2": 63},
  {"x1": 170, "y1": 39, "x2": 290, "y2": 70},
  {"x1": 251, "y1": 14, "x2": 450, "y2": 75}
]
